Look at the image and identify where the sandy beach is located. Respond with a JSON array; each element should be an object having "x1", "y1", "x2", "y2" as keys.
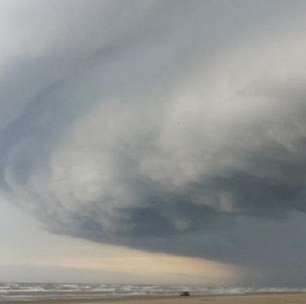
[{"x1": 10, "y1": 293, "x2": 306, "y2": 304}]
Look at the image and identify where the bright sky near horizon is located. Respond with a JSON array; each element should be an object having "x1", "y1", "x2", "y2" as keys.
[{"x1": 0, "y1": 200, "x2": 239, "y2": 284}]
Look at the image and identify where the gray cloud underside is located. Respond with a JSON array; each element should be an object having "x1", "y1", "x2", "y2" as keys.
[{"x1": 2, "y1": 0, "x2": 306, "y2": 285}]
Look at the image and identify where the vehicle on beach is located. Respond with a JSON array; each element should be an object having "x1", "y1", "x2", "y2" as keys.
[{"x1": 180, "y1": 291, "x2": 190, "y2": 296}]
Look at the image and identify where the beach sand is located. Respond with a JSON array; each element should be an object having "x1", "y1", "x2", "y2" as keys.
[{"x1": 14, "y1": 293, "x2": 306, "y2": 304}]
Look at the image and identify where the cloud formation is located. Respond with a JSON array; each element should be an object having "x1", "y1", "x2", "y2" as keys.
[{"x1": 2, "y1": 0, "x2": 306, "y2": 285}]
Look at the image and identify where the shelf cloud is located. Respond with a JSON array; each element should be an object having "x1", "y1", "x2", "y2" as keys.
[{"x1": 2, "y1": 0, "x2": 306, "y2": 285}]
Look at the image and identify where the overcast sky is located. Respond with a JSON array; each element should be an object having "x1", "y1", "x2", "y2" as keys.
[{"x1": 2, "y1": 0, "x2": 306, "y2": 286}]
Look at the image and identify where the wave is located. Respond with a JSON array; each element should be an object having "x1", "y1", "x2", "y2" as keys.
[{"x1": 1, "y1": 283, "x2": 306, "y2": 302}]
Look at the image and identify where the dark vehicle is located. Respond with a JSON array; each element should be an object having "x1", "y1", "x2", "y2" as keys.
[{"x1": 180, "y1": 291, "x2": 190, "y2": 296}]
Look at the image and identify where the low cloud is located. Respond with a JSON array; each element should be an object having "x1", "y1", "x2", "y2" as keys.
[{"x1": 2, "y1": 0, "x2": 306, "y2": 285}]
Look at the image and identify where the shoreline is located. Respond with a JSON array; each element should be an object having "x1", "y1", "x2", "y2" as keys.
[{"x1": 3, "y1": 292, "x2": 306, "y2": 304}]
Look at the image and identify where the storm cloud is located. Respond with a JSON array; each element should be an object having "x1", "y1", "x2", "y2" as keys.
[{"x1": 2, "y1": 0, "x2": 306, "y2": 285}]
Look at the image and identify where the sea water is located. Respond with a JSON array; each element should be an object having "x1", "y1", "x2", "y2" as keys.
[{"x1": 0, "y1": 282, "x2": 305, "y2": 302}]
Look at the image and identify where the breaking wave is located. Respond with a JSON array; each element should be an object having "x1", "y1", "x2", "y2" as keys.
[{"x1": 0, "y1": 282, "x2": 306, "y2": 302}]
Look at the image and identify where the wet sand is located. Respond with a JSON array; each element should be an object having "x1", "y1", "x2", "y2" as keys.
[{"x1": 14, "y1": 293, "x2": 306, "y2": 304}]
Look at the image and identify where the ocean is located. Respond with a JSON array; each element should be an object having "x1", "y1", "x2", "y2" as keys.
[{"x1": 0, "y1": 282, "x2": 306, "y2": 302}]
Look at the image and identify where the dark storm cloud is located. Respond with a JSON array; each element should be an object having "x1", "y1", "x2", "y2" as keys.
[{"x1": 2, "y1": 0, "x2": 306, "y2": 285}]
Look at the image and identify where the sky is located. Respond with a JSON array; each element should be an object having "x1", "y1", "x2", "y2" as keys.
[{"x1": 1, "y1": 0, "x2": 306, "y2": 286}]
